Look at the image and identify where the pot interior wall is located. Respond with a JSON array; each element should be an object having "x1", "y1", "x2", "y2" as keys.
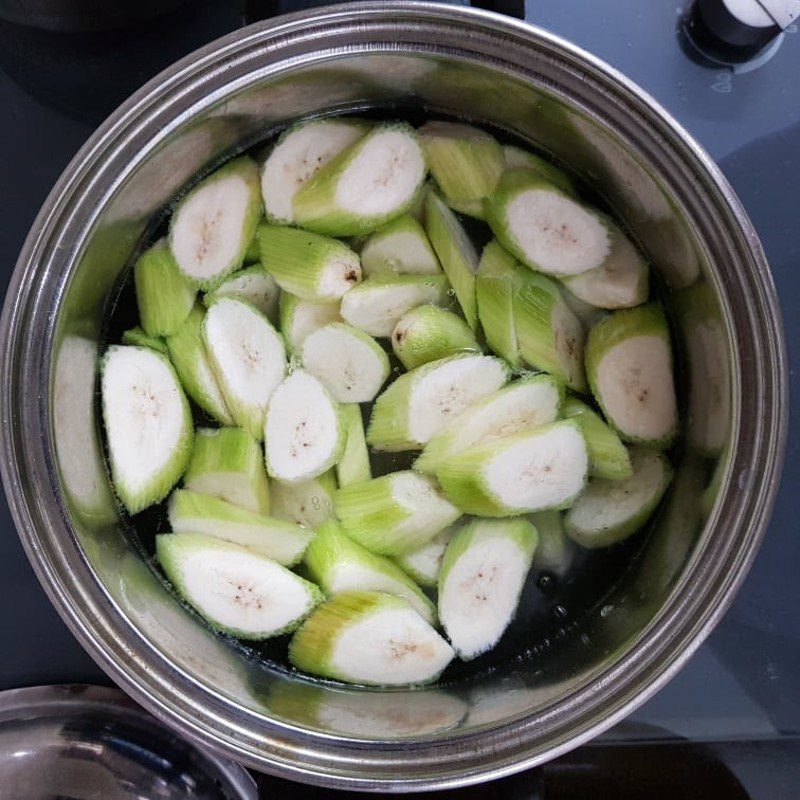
[{"x1": 50, "y1": 53, "x2": 729, "y2": 742}]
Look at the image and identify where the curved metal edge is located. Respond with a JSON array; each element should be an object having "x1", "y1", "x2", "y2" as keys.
[
  {"x1": 0, "y1": 2, "x2": 789, "y2": 792},
  {"x1": 0, "y1": 684, "x2": 259, "y2": 799}
]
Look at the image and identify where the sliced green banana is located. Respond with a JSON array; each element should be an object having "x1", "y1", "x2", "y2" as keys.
[
  {"x1": 261, "y1": 118, "x2": 367, "y2": 224},
  {"x1": 293, "y1": 124, "x2": 427, "y2": 236},
  {"x1": 561, "y1": 220, "x2": 648, "y2": 309},
  {"x1": 202, "y1": 297, "x2": 286, "y2": 439},
  {"x1": 339, "y1": 274, "x2": 449, "y2": 338},
  {"x1": 183, "y1": 426, "x2": 270, "y2": 514},
  {"x1": 101, "y1": 346, "x2": 193, "y2": 514},
  {"x1": 258, "y1": 224, "x2": 361, "y2": 302},
  {"x1": 300, "y1": 322, "x2": 389, "y2": 403},
  {"x1": 485, "y1": 170, "x2": 611, "y2": 277},
  {"x1": 133, "y1": 239, "x2": 196, "y2": 337},
  {"x1": 564, "y1": 446, "x2": 673, "y2": 548},
  {"x1": 420, "y1": 120, "x2": 504, "y2": 203},
  {"x1": 502, "y1": 145, "x2": 577, "y2": 196},
  {"x1": 157, "y1": 532, "x2": 321, "y2": 639},
  {"x1": 368, "y1": 353, "x2": 509, "y2": 452},
  {"x1": 168, "y1": 489, "x2": 311, "y2": 566},
  {"x1": 515, "y1": 269, "x2": 587, "y2": 392},
  {"x1": 394, "y1": 526, "x2": 455, "y2": 589},
  {"x1": 289, "y1": 591, "x2": 453, "y2": 686},
  {"x1": 446, "y1": 197, "x2": 486, "y2": 220},
  {"x1": 425, "y1": 190, "x2": 479, "y2": 330},
  {"x1": 304, "y1": 519, "x2": 436, "y2": 625},
  {"x1": 54, "y1": 335, "x2": 118, "y2": 527},
  {"x1": 436, "y1": 419, "x2": 588, "y2": 517},
  {"x1": 585, "y1": 302, "x2": 677, "y2": 448},
  {"x1": 165, "y1": 303, "x2": 233, "y2": 425},
  {"x1": 264, "y1": 369, "x2": 343, "y2": 484},
  {"x1": 475, "y1": 240, "x2": 525, "y2": 367},
  {"x1": 415, "y1": 374, "x2": 563, "y2": 475},
  {"x1": 169, "y1": 156, "x2": 262, "y2": 288},
  {"x1": 278, "y1": 292, "x2": 341, "y2": 355},
  {"x1": 271, "y1": 470, "x2": 337, "y2": 528},
  {"x1": 336, "y1": 405, "x2": 372, "y2": 487},
  {"x1": 335, "y1": 470, "x2": 461, "y2": 556},
  {"x1": 121, "y1": 326, "x2": 168, "y2": 354},
  {"x1": 391, "y1": 304, "x2": 480, "y2": 371},
  {"x1": 203, "y1": 265, "x2": 280, "y2": 323},
  {"x1": 529, "y1": 511, "x2": 574, "y2": 575},
  {"x1": 438, "y1": 518, "x2": 537, "y2": 659},
  {"x1": 561, "y1": 396, "x2": 632, "y2": 480},
  {"x1": 360, "y1": 215, "x2": 441, "y2": 276},
  {"x1": 671, "y1": 282, "x2": 730, "y2": 456}
]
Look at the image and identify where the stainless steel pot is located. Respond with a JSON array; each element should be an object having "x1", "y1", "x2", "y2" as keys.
[{"x1": 0, "y1": 2, "x2": 788, "y2": 791}]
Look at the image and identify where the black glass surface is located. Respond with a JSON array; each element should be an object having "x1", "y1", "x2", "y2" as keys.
[{"x1": 0, "y1": 1, "x2": 797, "y2": 796}]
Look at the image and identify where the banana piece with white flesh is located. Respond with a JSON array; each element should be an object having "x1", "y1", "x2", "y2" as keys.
[
  {"x1": 485, "y1": 170, "x2": 612, "y2": 278},
  {"x1": 394, "y1": 526, "x2": 455, "y2": 589},
  {"x1": 561, "y1": 395, "x2": 632, "y2": 480},
  {"x1": 304, "y1": 519, "x2": 436, "y2": 625},
  {"x1": 279, "y1": 292, "x2": 341, "y2": 355},
  {"x1": 271, "y1": 470, "x2": 337, "y2": 527},
  {"x1": 169, "y1": 156, "x2": 262, "y2": 288},
  {"x1": 368, "y1": 353, "x2": 510, "y2": 452},
  {"x1": 301, "y1": 323, "x2": 389, "y2": 403},
  {"x1": 202, "y1": 297, "x2": 286, "y2": 439},
  {"x1": 414, "y1": 374, "x2": 563, "y2": 475},
  {"x1": 101, "y1": 346, "x2": 193, "y2": 514},
  {"x1": 183, "y1": 427, "x2": 270, "y2": 514},
  {"x1": 561, "y1": 219, "x2": 649, "y2": 310},
  {"x1": 289, "y1": 590, "x2": 454, "y2": 686},
  {"x1": 420, "y1": 121, "x2": 504, "y2": 204},
  {"x1": 157, "y1": 533, "x2": 321, "y2": 639},
  {"x1": 203, "y1": 265, "x2": 280, "y2": 323},
  {"x1": 425, "y1": 190, "x2": 480, "y2": 330},
  {"x1": 436, "y1": 419, "x2": 589, "y2": 517},
  {"x1": 564, "y1": 446, "x2": 673, "y2": 548},
  {"x1": 585, "y1": 302, "x2": 677, "y2": 448},
  {"x1": 133, "y1": 239, "x2": 195, "y2": 337},
  {"x1": 168, "y1": 489, "x2": 311, "y2": 567},
  {"x1": 502, "y1": 145, "x2": 577, "y2": 196},
  {"x1": 475, "y1": 240, "x2": 525, "y2": 367},
  {"x1": 529, "y1": 511, "x2": 575, "y2": 575},
  {"x1": 335, "y1": 470, "x2": 461, "y2": 556},
  {"x1": 264, "y1": 369, "x2": 343, "y2": 484},
  {"x1": 292, "y1": 123, "x2": 427, "y2": 236},
  {"x1": 360, "y1": 215, "x2": 441, "y2": 276},
  {"x1": 165, "y1": 303, "x2": 233, "y2": 425},
  {"x1": 339, "y1": 274, "x2": 450, "y2": 338},
  {"x1": 261, "y1": 118, "x2": 368, "y2": 224},
  {"x1": 122, "y1": 327, "x2": 167, "y2": 354},
  {"x1": 515, "y1": 269, "x2": 587, "y2": 392},
  {"x1": 336, "y1": 405, "x2": 372, "y2": 487},
  {"x1": 438, "y1": 518, "x2": 537, "y2": 660},
  {"x1": 391, "y1": 304, "x2": 480, "y2": 371},
  {"x1": 258, "y1": 224, "x2": 361, "y2": 302}
]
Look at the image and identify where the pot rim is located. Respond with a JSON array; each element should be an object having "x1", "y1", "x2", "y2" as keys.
[{"x1": 0, "y1": 2, "x2": 788, "y2": 790}]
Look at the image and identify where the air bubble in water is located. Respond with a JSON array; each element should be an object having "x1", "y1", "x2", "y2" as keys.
[
  {"x1": 552, "y1": 604, "x2": 568, "y2": 621},
  {"x1": 600, "y1": 604, "x2": 614, "y2": 618},
  {"x1": 537, "y1": 573, "x2": 556, "y2": 595}
]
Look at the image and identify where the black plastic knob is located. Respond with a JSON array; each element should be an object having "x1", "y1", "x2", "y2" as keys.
[{"x1": 683, "y1": 0, "x2": 797, "y2": 65}]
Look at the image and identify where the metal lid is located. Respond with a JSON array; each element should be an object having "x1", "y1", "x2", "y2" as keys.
[{"x1": 0, "y1": 685, "x2": 257, "y2": 799}]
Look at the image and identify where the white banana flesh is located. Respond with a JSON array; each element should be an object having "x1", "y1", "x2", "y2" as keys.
[{"x1": 264, "y1": 369, "x2": 342, "y2": 483}]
